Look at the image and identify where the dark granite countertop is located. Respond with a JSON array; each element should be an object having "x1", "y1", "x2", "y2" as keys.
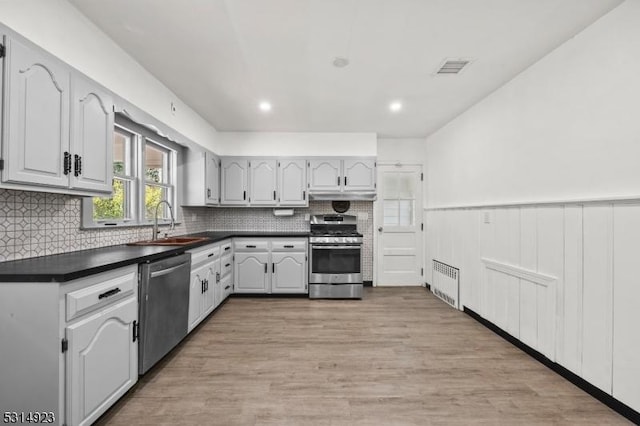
[{"x1": 0, "y1": 231, "x2": 310, "y2": 283}]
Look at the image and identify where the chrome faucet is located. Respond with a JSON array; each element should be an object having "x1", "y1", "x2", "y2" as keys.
[{"x1": 152, "y1": 200, "x2": 175, "y2": 240}]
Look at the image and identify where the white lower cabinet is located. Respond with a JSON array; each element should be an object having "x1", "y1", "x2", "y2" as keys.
[
  {"x1": 235, "y1": 252, "x2": 270, "y2": 293},
  {"x1": 187, "y1": 242, "x2": 224, "y2": 332},
  {"x1": 234, "y1": 238, "x2": 308, "y2": 294},
  {"x1": 188, "y1": 262, "x2": 210, "y2": 332},
  {"x1": 0, "y1": 264, "x2": 139, "y2": 426},
  {"x1": 66, "y1": 297, "x2": 137, "y2": 426}
]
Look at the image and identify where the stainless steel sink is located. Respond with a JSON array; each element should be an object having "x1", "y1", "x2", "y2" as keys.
[{"x1": 127, "y1": 237, "x2": 210, "y2": 246}]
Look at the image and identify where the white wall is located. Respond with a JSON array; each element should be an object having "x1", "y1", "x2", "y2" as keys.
[
  {"x1": 377, "y1": 138, "x2": 426, "y2": 164},
  {"x1": 0, "y1": 0, "x2": 219, "y2": 151},
  {"x1": 215, "y1": 132, "x2": 377, "y2": 156},
  {"x1": 425, "y1": 0, "x2": 640, "y2": 208},
  {"x1": 423, "y1": 0, "x2": 640, "y2": 414}
]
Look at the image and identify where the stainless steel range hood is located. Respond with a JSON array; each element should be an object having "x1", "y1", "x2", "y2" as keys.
[{"x1": 309, "y1": 192, "x2": 377, "y2": 201}]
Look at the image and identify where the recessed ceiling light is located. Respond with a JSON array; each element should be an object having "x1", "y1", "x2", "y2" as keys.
[
  {"x1": 389, "y1": 101, "x2": 403, "y2": 112},
  {"x1": 259, "y1": 101, "x2": 272, "y2": 112},
  {"x1": 332, "y1": 57, "x2": 349, "y2": 68}
]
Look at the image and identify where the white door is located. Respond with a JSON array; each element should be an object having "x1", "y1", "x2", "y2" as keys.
[
  {"x1": 249, "y1": 159, "x2": 277, "y2": 205},
  {"x1": 234, "y1": 252, "x2": 269, "y2": 293},
  {"x1": 66, "y1": 297, "x2": 137, "y2": 426},
  {"x1": 343, "y1": 159, "x2": 376, "y2": 192},
  {"x1": 70, "y1": 74, "x2": 114, "y2": 193},
  {"x1": 272, "y1": 252, "x2": 307, "y2": 293},
  {"x1": 221, "y1": 158, "x2": 248, "y2": 205},
  {"x1": 3, "y1": 36, "x2": 70, "y2": 187},
  {"x1": 205, "y1": 152, "x2": 220, "y2": 205},
  {"x1": 278, "y1": 159, "x2": 307, "y2": 206},
  {"x1": 308, "y1": 159, "x2": 341, "y2": 192},
  {"x1": 375, "y1": 164, "x2": 423, "y2": 286}
]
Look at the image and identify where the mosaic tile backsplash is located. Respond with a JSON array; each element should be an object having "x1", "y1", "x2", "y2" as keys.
[{"x1": 0, "y1": 189, "x2": 374, "y2": 280}]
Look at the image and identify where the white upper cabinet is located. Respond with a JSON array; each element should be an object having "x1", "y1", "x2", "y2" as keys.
[
  {"x1": 205, "y1": 151, "x2": 220, "y2": 204},
  {"x1": 249, "y1": 159, "x2": 277, "y2": 205},
  {"x1": 221, "y1": 158, "x2": 248, "y2": 205},
  {"x1": 183, "y1": 150, "x2": 220, "y2": 206},
  {"x1": 2, "y1": 35, "x2": 70, "y2": 188},
  {"x1": 278, "y1": 159, "x2": 307, "y2": 206},
  {"x1": 1, "y1": 35, "x2": 114, "y2": 196},
  {"x1": 70, "y1": 74, "x2": 114, "y2": 193},
  {"x1": 308, "y1": 159, "x2": 342, "y2": 192},
  {"x1": 343, "y1": 159, "x2": 376, "y2": 192}
]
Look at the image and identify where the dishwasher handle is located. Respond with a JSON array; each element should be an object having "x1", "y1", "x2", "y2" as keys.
[{"x1": 150, "y1": 262, "x2": 189, "y2": 279}]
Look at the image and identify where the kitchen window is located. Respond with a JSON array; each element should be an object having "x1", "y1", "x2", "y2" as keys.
[{"x1": 82, "y1": 118, "x2": 179, "y2": 228}]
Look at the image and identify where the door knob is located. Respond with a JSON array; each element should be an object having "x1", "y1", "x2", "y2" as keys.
[{"x1": 378, "y1": 227, "x2": 383, "y2": 232}]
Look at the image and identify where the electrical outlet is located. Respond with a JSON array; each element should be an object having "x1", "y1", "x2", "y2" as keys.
[{"x1": 304, "y1": 214, "x2": 310, "y2": 221}]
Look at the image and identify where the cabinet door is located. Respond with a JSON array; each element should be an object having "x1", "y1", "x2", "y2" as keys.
[
  {"x1": 221, "y1": 158, "x2": 248, "y2": 205},
  {"x1": 203, "y1": 259, "x2": 220, "y2": 316},
  {"x1": 205, "y1": 152, "x2": 220, "y2": 205},
  {"x1": 69, "y1": 74, "x2": 114, "y2": 193},
  {"x1": 272, "y1": 252, "x2": 307, "y2": 294},
  {"x1": 278, "y1": 159, "x2": 307, "y2": 206},
  {"x1": 66, "y1": 296, "x2": 137, "y2": 426},
  {"x1": 308, "y1": 159, "x2": 341, "y2": 192},
  {"x1": 234, "y1": 252, "x2": 269, "y2": 293},
  {"x1": 249, "y1": 159, "x2": 277, "y2": 205},
  {"x1": 343, "y1": 159, "x2": 376, "y2": 191},
  {"x1": 221, "y1": 273, "x2": 233, "y2": 301},
  {"x1": 2, "y1": 36, "x2": 70, "y2": 187},
  {"x1": 188, "y1": 264, "x2": 207, "y2": 332}
]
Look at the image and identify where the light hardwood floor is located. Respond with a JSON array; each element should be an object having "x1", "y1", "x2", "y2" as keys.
[{"x1": 97, "y1": 287, "x2": 630, "y2": 425}]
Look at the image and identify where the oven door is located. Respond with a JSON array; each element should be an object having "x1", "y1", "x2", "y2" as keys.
[{"x1": 309, "y1": 244, "x2": 362, "y2": 284}]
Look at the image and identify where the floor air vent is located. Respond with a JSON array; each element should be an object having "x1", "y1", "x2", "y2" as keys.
[{"x1": 432, "y1": 260, "x2": 460, "y2": 309}]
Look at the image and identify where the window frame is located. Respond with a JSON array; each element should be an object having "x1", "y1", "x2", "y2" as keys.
[{"x1": 81, "y1": 119, "x2": 181, "y2": 229}]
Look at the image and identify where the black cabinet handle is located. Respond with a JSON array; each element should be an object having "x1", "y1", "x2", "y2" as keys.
[
  {"x1": 207, "y1": 188, "x2": 211, "y2": 198},
  {"x1": 246, "y1": 245, "x2": 256, "y2": 248},
  {"x1": 243, "y1": 190, "x2": 246, "y2": 200},
  {"x1": 216, "y1": 272, "x2": 220, "y2": 283},
  {"x1": 264, "y1": 263, "x2": 267, "y2": 273},
  {"x1": 225, "y1": 263, "x2": 231, "y2": 267},
  {"x1": 63, "y1": 152, "x2": 71, "y2": 175},
  {"x1": 284, "y1": 245, "x2": 294, "y2": 248},
  {"x1": 303, "y1": 190, "x2": 306, "y2": 200},
  {"x1": 201, "y1": 280, "x2": 205, "y2": 294},
  {"x1": 224, "y1": 246, "x2": 231, "y2": 251},
  {"x1": 337, "y1": 176, "x2": 340, "y2": 185},
  {"x1": 225, "y1": 285, "x2": 230, "y2": 290},
  {"x1": 74, "y1": 154, "x2": 82, "y2": 177},
  {"x1": 79, "y1": 156, "x2": 82, "y2": 175},
  {"x1": 132, "y1": 320, "x2": 139, "y2": 342},
  {"x1": 344, "y1": 176, "x2": 347, "y2": 186},
  {"x1": 98, "y1": 287, "x2": 121, "y2": 299},
  {"x1": 273, "y1": 190, "x2": 276, "y2": 200},
  {"x1": 208, "y1": 253, "x2": 214, "y2": 257},
  {"x1": 272, "y1": 263, "x2": 275, "y2": 273}
]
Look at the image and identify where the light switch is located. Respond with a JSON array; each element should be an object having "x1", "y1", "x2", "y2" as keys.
[{"x1": 304, "y1": 214, "x2": 310, "y2": 221}]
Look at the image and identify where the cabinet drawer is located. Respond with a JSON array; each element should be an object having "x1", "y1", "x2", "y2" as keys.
[
  {"x1": 188, "y1": 243, "x2": 220, "y2": 267},
  {"x1": 271, "y1": 239, "x2": 307, "y2": 251},
  {"x1": 234, "y1": 239, "x2": 269, "y2": 251},
  {"x1": 221, "y1": 274, "x2": 233, "y2": 299},
  {"x1": 220, "y1": 240, "x2": 233, "y2": 255},
  {"x1": 221, "y1": 254, "x2": 233, "y2": 277},
  {"x1": 66, "y1": 268, "x2": 137, "y2": 321}
]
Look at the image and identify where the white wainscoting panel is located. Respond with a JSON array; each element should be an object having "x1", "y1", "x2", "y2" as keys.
[
  {"x1": 581, "y1": 205, "x2": 613, "y2": 394},
  {"x1": 561, "y1": 205, "x2": 583, "y2": 375},
  {"x1": 612, "y1": 203, "x2": 640, "y2": 410}
]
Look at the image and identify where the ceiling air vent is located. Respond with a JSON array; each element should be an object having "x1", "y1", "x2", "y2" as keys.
[{"x1": 436, "y1": 58, "x2": 472, "y2": 75}]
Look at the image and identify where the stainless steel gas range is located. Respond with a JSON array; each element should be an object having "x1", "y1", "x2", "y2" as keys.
[{"x1": 309, "y1": 214, "x2": 363, "y2": 299}]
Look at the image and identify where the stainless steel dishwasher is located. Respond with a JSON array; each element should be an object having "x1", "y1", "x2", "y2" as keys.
[{"x1": 138, "y1": 253, "x2": 191, "y2": 374}]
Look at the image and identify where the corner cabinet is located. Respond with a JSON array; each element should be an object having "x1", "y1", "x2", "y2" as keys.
[
  {"x1": 184, "y1": 150, "x2": 220, "y2": 206},
  {"x1": 1, "y1": 35, "x2": 114, "y2": 195},
  {"x1": 0, "y1": 265, "x2": 139, "y2": 426}
]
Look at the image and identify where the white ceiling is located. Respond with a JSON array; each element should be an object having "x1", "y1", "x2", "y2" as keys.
[{"x1": 69, "y1": 0, "x2": 622, "y2": 137}]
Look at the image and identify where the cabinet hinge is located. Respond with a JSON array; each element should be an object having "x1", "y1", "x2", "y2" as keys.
[
  {"x1": 61, "y1": 338, "x2": 68, "y2": 353},
  {"x1": 0, "y1": 44, "x2": 5, "y2": 59},
  {"x1": 0, "y1": 159, "x2": 4, "y2": 171},
  {"x1": 278, "y1": 162, "x2": 280, "y2": 167},
  {"x1": 421, "y1": 268, "x2": 424, "y2": 276},
  {"x1": 421, "y1": 173, "x2": 424, "y2": 181},
  {"x1": 421, "y1": 223, "x2": 424, "y2": 231}
]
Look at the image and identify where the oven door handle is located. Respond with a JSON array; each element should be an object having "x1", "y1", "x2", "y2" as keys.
[{"x1": 311, "y1": 245, "x2": 361, "y2": 250}]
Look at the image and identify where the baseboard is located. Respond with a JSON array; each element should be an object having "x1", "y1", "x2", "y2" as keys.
[
  {"x1": 231, "y1": 293, "x2": 308, "y2": 298},
  {"x1": 363, "y1": 280, "x2": 373, "y2": 287},
  {"x1": 463, "y1": 306, "x2": 640, "y2": 424}
]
